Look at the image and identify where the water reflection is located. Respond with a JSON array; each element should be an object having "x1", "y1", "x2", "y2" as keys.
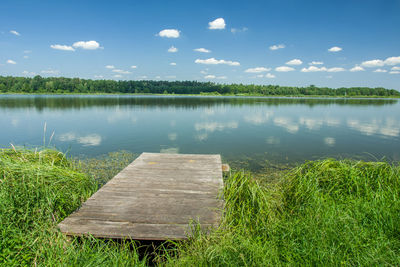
[{"x1": 1, "y1": 95, "x2": 399, "y2": 167}]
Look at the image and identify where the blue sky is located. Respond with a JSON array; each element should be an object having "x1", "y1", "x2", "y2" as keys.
[{"x1": 1, "y1": 0, "x2": 400, "y2": 89}]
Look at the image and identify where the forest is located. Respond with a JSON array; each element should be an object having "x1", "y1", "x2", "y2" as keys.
[{"x1": 0, "y1": 75, "x2": 399, "y2": 97}]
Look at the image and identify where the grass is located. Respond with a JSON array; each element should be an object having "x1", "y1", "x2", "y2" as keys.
[{"x1": 1, "y1": 148, "x2": 399, "y2": 266}]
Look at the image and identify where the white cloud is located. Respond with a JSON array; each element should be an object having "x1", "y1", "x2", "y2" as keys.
[
  {"x1": 168, "y1": 46, "x2": 178, "y2": 53},
  {"x1": 361, "y1": 59, "x2": 384, "y2": 67},
  {"x1": 324, "y1": 137, "x2": 336, "y2": 147},
  {"x1": 72, "y1": 40, "x2": 101, "y2": 50},
  {"x1": 195, "y1": 121, "x2": 238, "y2": 132},
  {"x1": 373, "y1": 69, "x2": 387, "y2": 73},
  {"x1": 309, "y1": 61, "x2": 323, "y2": 65},
  {"x1": 244, "y1": 67, "x2": 271, "y2": 73},
  {"x1": 113, "y1": 74, "x2": 122, "y2": 78},
  {"x1": 77, "y1": 134, "x2": 102, "y2": 146},
  {"x1": 208, "y1": 18, "x2": 226, "y2": 30},
  {"x1": 350, "y1": 66, "x2": 365, "y2": 72},
  {"x1": 286, "y1": 59, "x2": 303, "y2": 65},
  {"x1": 204, "y1": 75, "x2": 227, "y2": 79},
  {"x1": 22, "y1": 70, "x2": 36, "y2": 76},
  {"x1": 328, "y1": 46, "x2": 342, "y2": 52},
  {"x1": 266, "y1": 73, "x2": 275, "y2": 78},
  {"x1": 170, "y1": 62, "x2": 177, "y2": 66},
  {"x1": 166, "y1": 75, "x2": 176, "y2": 79},
  {"x1": 194, "y1": 48, "x2": 211, "y2": 53},
  {"x1": 384, "y1": 56, "x2": 400, "y2": 66},
  {"x1": 6, "y1": 59, "x2": 16, "y2": 64},
  {"x1": 138, "y1": 75, "x2": 148, "y2": 79},
  {"x1": 112, "y1": 69, "x2": 131, "y2": 74},
  {"x1": 391, "y1": 66, "x2": 400, "y2": 70},
  {"x1": 273, "y1": 117, "x2": 299, "y2": 134},
  {"x1": 269, "y1": 44, "x2": 285, "y2": 50},
  {"x1": 275, "y1": 66, "x2": 295, "y2": 72},
  {"x1": 23, "y1": 55, "x2": 29, "y2": 59},
  {"x1": 10, "y1": 30, "x2": 20, "y2": 36},
  {"x1": 158, "y1": 29, "x2": 180, "y2": 38},
  {"x1": 105, "y1": 65, "x2": 115, "y2": 69},
  {"x1": 41, "y1": 69, "x2": 59, "y2": 75},
  {"x1": 301, "y1": 66, "x2": 327, "y2": 72},
  {"x1": 200, "y1": 70, "x2": 207, "y2": 74},
  {"x1": 23, "y1": 50, "x2": 31, "y2": 54},
  {"x1": 131, "y1": 65, "x2": 137, "y2": 69},
  {"x1": 50, "y1": 44, "x2": 75, "y2": 51},
  {"x1": 94, "y1": 75, "x2": 104, "y2": 79},
  {"x1": 231, "y1": 27, "x2": 248, "y2": 33},
  {"x1": 195, "y1": 57, "x2": 240, "y2": 66},
  {"x1": 155, "y1": 76, "x2": 161, "y2": 79},
  {"x1": 327, "y1": 67, "x2": 346, "y2": 72},
  {"x1": 389, "y1": 71, "x2": 400, "y2": 74}
]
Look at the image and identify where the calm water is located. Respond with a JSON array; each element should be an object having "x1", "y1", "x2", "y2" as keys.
[{"x1": 1, "y1": 95, "x2": 400, "y2": 170}]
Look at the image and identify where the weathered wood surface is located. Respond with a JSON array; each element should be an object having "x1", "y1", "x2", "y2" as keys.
[{"x1": 58, "y1": 152, "x2": 224, "y2": 240}]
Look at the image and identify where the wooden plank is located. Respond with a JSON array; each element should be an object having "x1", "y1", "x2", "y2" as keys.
[{"x1": 58, "y1": 152, "x2": 224, "y2": 240}]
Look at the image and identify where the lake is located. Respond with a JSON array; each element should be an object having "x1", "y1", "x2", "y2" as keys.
[{"x1": 1, "y1": 95, "x2": 399, "y2": 171}]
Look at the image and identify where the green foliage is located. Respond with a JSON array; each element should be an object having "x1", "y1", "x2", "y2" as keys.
[
  {"x1": 1, "y1": 75, "x2": 399, "y2": 96},
  {"x1": 0, "y1": 149, "x2": 146, "y2": 266},
  {"x1": 167, "y1": 159, "x2": 400, "y2": 266}
]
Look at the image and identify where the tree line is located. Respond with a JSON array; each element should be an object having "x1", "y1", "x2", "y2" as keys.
[{"x1": 0, "y1": 75, "x2": 399, "y2": 97}]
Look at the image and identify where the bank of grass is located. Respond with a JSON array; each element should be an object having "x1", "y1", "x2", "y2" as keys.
[{"x1": 1, "y1": 148, "x2": 399, "y2": 265}]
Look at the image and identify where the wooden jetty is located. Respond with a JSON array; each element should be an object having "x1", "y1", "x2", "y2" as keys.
[{"x1": 58, "y1": 153, "x2": 224, "y2": 240}]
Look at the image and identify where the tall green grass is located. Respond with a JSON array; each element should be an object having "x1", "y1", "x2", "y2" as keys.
[
  {"x1": 167, "y1": 159, "x2": 400, "y2": 266},
  {"x1": 1, "y1": 148, "x2": 399, "y2": 266}
]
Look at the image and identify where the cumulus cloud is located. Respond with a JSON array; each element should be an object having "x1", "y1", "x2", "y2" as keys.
[
  {"x1": 7, "y1": 59, "x2": 16, "y2": 64},
  {"x1": 309, "y1": 61, "x2": 324, "y2": 65},
  {"x1": 170, "y1": 62, "x2": 177, "y2": 66},
  {"x1": 112, "y1": 69, "x2": 131, "y2": 74},
  {"x1": 94, "y1": 75, "x2": 104, "y2": 79},
  {"x1": 301, "y1": 66, "x2": 327, "y2": 72},
  {"x1": 286, "y1": 59, "x2": 303, "y2": 65},
  {"x1": 105, "y1": 65, "x2": 115, "y2": 69},
  {"x1": 275, "y1": 66, "x2": 295, "y2": 72},
  {"x1": 168, "y1": 46, "x2": 178, "y2": 53},
  {"x1": 22, "y1": 70, "x2": 36, "y2": 76},
  {"x1": 301, "y1": 66, "x2": 346, "y2": 72},
  {"x1": 131, "y1": 65, "x2": 137, "y2": 69},
  {"x1": 269, "y1": 44, "x2": 285, "y2": 50},
  {"x1": 373, "y1": 69, "x2": 387, "y2": 73},
  {"x1": 72, "y1": 40, "x2": 101, "y2": 50},
  {"x1": 266, "y1": 73, "x2": 275, "y2": 78},
  {"x1": 166, "y1": 75, "x2": 176, "y2": 79},
  {"x1": 328, "y1": 46, "x2": 342, "y2": 52},
  {"x1": 361, "y1": 59, "x2": 385, "y2": 67},
  {"x1": 113, "y1": 74, "x2": 122, "y2": 78},
  {"x1": 327, "y1": 67, "x2": 346, "y2": 72},
  {"x1": 204, "y1": 75, "x2": 227, "y2": 79},
  {"x1": 244, "y1": 67, "x2": 271, "y2": 73},
  {"x1": 208, "y1": 18, "x2": 226, "y2": 30},
  {"x1": 231, "y1": 27, "x2": 248, "y2": 33},
  {"x1": 10, "y1": 30, "x2": 20, "y2": 36},
  {"x1": 41, "y1": 69, "x2": 59, "y2": 75},
  {"x1": 195, "y1": 57, "x2": 240, "y2": 66},
  {"x1": 194, "y1": 48, "x2": 211, "y2": 53},
  {"x1": 384, "y1": 56, "x2": 400, "y2": 66},
  {"x1": 392, "y1": 66, "x2": 400, "y2": 70},
  {"x1": 350, "y1": 66, "x2": 365, "y2": 72},
  {"x1": 158, "y1": 29, "x2": 180, "y2": 38},
  {"x1": 50, "y1": 44, "x2": 75, "y2": 51},
  {"x1": 389, "y1": 71, "x2": 400, "y2": 74}
]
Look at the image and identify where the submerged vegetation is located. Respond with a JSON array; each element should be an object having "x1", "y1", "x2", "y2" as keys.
[
  {"x1": 1, "y1": 75, "x2": 400, "y2": 97},
  {"x1": 1, "y1": 148, "x2": 399, "y2": 265}
]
